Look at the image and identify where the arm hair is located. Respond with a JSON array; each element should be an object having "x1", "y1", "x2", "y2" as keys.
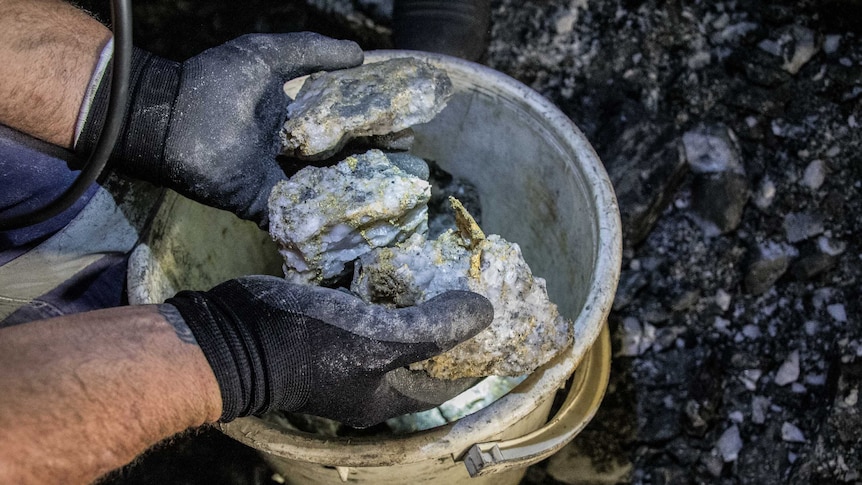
[{"x1": 0, "y1": 0, "x2": 111, "y2": 147}]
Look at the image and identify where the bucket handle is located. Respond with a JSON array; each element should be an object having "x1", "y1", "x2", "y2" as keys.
[{"x1": 462, "y1": 322, "x2": 611, "y2": 477}]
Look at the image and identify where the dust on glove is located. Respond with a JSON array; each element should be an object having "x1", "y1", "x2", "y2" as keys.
[{"x1": 76, "y1": 33, "x2": 364, "y2": 227}]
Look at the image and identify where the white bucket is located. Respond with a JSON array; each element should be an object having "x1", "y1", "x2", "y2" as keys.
[{"x1": 127, "y1": 50, "x2": 621, "y2": 485}]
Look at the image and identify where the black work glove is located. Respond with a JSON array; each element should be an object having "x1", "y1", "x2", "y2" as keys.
[
  {"x1": 163, "y1": 276, "x2": 493, "y2": 427},
  {"x1": 76, "y1": 33, "x2": 364, "y2": 227}
]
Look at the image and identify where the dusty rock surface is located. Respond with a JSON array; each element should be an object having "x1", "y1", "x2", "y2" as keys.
[
  {"x1": 268, "y1": 149, "x2": 430, "y2": 284},
  {"x1": 280, "y1": 57, "x2": 452, "y2": 160},
  {"x1": 80, "y1": 0, "x2": 860, "y2": 484}
]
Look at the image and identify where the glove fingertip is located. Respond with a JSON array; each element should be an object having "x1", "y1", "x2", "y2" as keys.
[
  {"x1": 271, "y1": 34, "x2": 364, "y2": 78},
  {"x1": 421, "y1": 290, "x2": 494, "y2": 347}
]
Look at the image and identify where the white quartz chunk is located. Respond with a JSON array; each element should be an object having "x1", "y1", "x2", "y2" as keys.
[
  {"x1": 351, "y1": 199, "x2": 573, "y2": 379},
  {"x1": 281, "y1": 58, "x2": 453, "y2": 160},
  {"x1": 268, "y1": 150, "x2": 430, "y2": 284}
]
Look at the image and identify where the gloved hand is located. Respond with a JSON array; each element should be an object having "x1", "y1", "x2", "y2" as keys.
[
  {"x1": 76, "y1": 33, "x2": 364, "y2": 227},
  {"x1": 163, "y1": 276, "x2": 493, "y2": 427}
]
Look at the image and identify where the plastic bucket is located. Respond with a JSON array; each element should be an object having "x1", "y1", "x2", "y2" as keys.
[{"x1": 127, "y1": 50, "x2": 621, "y2": 484}]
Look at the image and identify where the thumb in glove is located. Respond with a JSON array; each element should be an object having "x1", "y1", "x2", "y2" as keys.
[{"x1": 164, "y1": 276, "x2": 493, "y2": 427}]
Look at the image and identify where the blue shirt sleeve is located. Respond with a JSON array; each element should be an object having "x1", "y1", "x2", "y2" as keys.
[{"x1": 0, "y1": 124, "x2": 99, "y2": 263}]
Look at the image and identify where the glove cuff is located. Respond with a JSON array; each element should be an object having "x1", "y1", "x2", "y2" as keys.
[
  {"x1": 75, "y1": 47, "x2": 181, "y2": 184},
  {"x1": 166, "y1": 286, "x2": 311, "y2": 422}
]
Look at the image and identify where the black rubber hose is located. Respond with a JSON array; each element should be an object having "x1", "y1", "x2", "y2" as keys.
[{"x1": 0, "y1": 0, "x2": 133, "y2": 231}]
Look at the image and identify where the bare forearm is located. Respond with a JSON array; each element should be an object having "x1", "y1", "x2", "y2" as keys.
[
  {"x1": 0, "y1": 0, "x2": 111, "y2": 148},
  {"x1": 0, "y1": 305, "x2": 221, "y2": 485}
]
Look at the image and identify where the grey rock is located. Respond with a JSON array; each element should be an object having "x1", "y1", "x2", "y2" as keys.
[
  {"x1": 690, "y1": 171, "x2": 750, "y2": 235},
  {"x1": 652, "y1": 326, "x2": 685, "y2": 352},
  {"x1": 612, "y1": 269, "x2": 649, "y2": 311},
  {"x1": 603, "y1": 120, "x2": 687, "y2": 245},
  {"x1": 781, "y1": 421, "x2": 807, "y2": 443},
  {"x1": 744, "y1": 241, "x2": 797, "y2": 295},
  {"x1": 784, "y1": 212, "x2": 825, "y2": 243},
  {"x1": 700, "y1": 450, "x2": 725, "y2": 477},
  {"x1": 818, "y1": 236, "x2": 847, "y2": 256},
  {"x1": 685, "y1": 400, "x2": 708, "y2": 434},
  {"x1": 382, "y1": 151, "x2": 429, "y2": 179},
  {"x1": 683, "y1": 124, "x2": 748, "y2": 234},
  {"x1": 792, "y1": 249, "x2": 838, "y2": 280},
  {"x1": 752, "y1": 395, "x2": 771, "y2": 424},
  {"x1": 775, "y1": 25, "x2": 819, "y2": 75},
  {"x1": 281, "y1": 58, "x2": 453, "y2": 160},
  {"x1": 754, "y1": 176, "x2": 777, "y2": 210},
  {"x1": 823, "y1": 34, "x2": 842, "y2": 55},
  {"x1": 741, "y1": 369, "x2": 762, "y2": 391},
  {"x1": 827, "y1": 303, "x2": 847, "y2": 323}
]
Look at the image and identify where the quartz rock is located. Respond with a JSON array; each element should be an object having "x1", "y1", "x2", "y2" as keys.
[
  {"x1": 757, "y1": 26, "x2": 818, "y2": 75},
  {"x1": 751, "y1": 396, "x2": 771, "y2": 424},
  {"x1": 351, "y1": 198, "x2": 573, "y2": 379},
  {"x1": 281, "y1": 58, "x2": 453, "y2": 160},
  {"x1": 774, "y1": 350, "x2": 800, "y2": 386},
  {"x1": 753, "y1": 176, "x2": 776, "y2": 210},
  {"x1": 823, "y1": 34, "x2": 842, "y2": 55},
  {"x1": 618, "y1": 317, "x2": 656, "y2": 357},
  {"x1": 717, "y1": 425, "x2": 743, "y2": 462},
  {"x1": 682, "y1": 124, "x2": 745, "y2": 175},
  {"x1": 780, "y1": 26, "x2": 819, "y2": 75},
  {"x1": 802, "y1": 159, "x2": 826, "y2": 190},
  {"x1": 268, "y1": 149, "x2": 430, "y2": 284},
  {"x1": 827, "y1": 304, "x2": 847, "y2": 323}
]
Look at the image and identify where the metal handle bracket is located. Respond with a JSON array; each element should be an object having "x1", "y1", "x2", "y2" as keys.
[{"x1": 462, "y1": 323, "x2": 611, "y2": 477}]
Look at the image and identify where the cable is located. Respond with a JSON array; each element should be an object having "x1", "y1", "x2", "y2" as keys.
[{"x1": 0, "y1": 0, "x2": 133, "y2": 231}]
